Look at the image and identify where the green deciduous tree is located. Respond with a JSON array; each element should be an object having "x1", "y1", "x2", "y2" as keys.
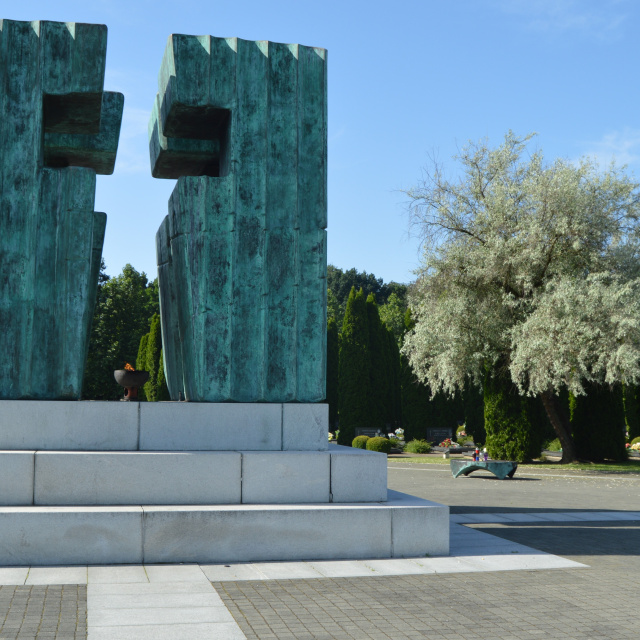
[
  {"x1": 402, "y1": 132, "x2": 640, "y2": 463},
  {"x1": 83, "y1": 264, "x2": 159, "y2": 400},
  {"x1": 327, "y1": 265, "x2": 407, "y2": 327},
  {"x1": 379, "y1": 292, "x2": 407, "y2": 346}
]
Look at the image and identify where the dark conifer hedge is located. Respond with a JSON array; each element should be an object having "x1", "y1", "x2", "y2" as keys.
[
  {"x1": 366, "y1": 294, "x2": 387, "y2": 431},
  {"x1": 571, "y1": 383, "x2": 627, "y2": 461},
  {"x1": 483, "y1": 366, "x2": 542, "y2": 462},
  {"x1": 623, "y1": 384, "x2": 640, "y2": 441},
  {"x1": 326, "y1": 317, "x2": 339, "y2": 431},
  {"x1": 338, "y1": 288, "x2": 370, "y2": 445}
]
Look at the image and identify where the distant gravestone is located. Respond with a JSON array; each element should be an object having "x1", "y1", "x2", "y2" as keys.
[
  {"x1": 427, "y1": 428, "x2": 453, "y2": 444},
  {"x1": 150, "y1": 35, "x2": 327, "y2": 402},
  {"x1": 0, "y1": 20, "x2": 123, "y2": 399}
]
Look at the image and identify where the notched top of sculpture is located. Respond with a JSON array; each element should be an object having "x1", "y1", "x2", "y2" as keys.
[
  {"x1": 150, "y1": 34, "x2": 328, "y2": 403},
  {"x1": 0, "y1": 20, "x2": 123, "y2": 399}
]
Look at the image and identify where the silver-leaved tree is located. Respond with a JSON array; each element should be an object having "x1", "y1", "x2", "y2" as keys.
[{"x1": 402, "y1": 132, "x2": 640, "y2": 463}]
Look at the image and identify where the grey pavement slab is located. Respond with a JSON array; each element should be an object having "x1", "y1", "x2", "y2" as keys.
[
  {"x1": 89, "y1": 582, "x2": 214, "y2": 595},
  {"x1": 88, "y1": 565, "x2": 148, "y2": 584},
  {"x1": 88, "y1": 621, "x2": 245, "y2": 639},
  {"x1": 88, "y1": 580, "x2": 245, "y2": 640},
  {"x1": 0, "y1": 567, "x2": 29, "y2": 585},
  {"x1": 26, "y1": 566, "x2": 88, "y2": 585},
  {"x1": 143, "y1": 564, "x2": 209, "y2": 583}
]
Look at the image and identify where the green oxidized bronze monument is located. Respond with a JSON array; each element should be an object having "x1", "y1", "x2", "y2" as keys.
[
  {"x1": 0, "y1": 20, "x2": 122, "y2": 399},
  {"x1": 150, "y1": 35, "x2": 327, "y2": 402}
]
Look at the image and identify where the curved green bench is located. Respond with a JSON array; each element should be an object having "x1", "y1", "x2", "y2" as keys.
[{"x1": 450, "y1": 460, "x2": 518, "y2": 480}]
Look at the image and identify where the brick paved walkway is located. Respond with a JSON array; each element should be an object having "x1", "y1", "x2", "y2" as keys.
[
  {"x1": 0, "y1": 466, "x2": 637, "y2": 639},
  {"x1": 210, "y1": 466, "x2": 640, "y2": 640},
  {"x1": 215, "y1": 520, "x2": 640, "y2": 640},
  {"x1": 0, "y1": 585, "x2": 86, "y2": 640}
]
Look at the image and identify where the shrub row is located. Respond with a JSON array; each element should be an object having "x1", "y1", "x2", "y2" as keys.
[{"x1": 351, "y1": 435, "x2": 392, "y2": 454}]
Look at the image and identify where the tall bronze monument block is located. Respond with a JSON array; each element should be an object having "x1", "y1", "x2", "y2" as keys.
[
  {"x1": 0, "y1": 20, "x2": 123, "y2": 399},
  {"x1": 150, "y1": 35, "x2": 327, "y2": 402}
]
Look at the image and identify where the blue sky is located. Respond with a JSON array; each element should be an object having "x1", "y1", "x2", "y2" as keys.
[{"x1": 6, "y1": 0, "x2": 640, "y2": 284}]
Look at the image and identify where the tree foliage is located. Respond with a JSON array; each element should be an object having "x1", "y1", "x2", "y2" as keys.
[
  {"x1": 623, "y1": 384, "x2": 640, "y2": 441},
  {"x1": 366, "y1": 294, "x2": 387, "y2": 431},
  {"x1": 338, "y1": 287, "x2": 370, "y2": 444},
  {"x1": 326, "y1": 317, "x2": 339, "y2": 430},
  {"x1": 144, "y1": 313, "x2": 163, "y2": 401},
  {"x1": 484, "y1": 365, "x2": 542, "y2": 462},
  {"x1": 402, "y1": 132, "x2": 640, "y2": 462},
  {"x1": 327, "y1": 265, "x2": 407, "y2": 327},
  {"x1": 83, "y1": 264, "x2": 159, "y2": 400},
  {"x1": 570, "y1": 383, "x2": 627, "y2": 462},
  {"x1": 137, "y1": 313, "x2": 170, "y2": 402},
  {"x1": 379, "y1": 293, "x2": 406, "y2": 346}
]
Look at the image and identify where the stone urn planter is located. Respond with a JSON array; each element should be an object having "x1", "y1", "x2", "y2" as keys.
[{"x1": 114, "y1": 369, "x2": 149, "y2": 401}]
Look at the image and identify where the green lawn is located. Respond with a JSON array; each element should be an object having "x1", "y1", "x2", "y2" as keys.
[{"x1": 387, "y1": 455, "x2": 640, "y2": 474}]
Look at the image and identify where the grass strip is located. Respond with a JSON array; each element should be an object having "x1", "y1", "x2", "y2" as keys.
[{"x1": 387, "y1": 456, "x2": 640, "y2": 474}]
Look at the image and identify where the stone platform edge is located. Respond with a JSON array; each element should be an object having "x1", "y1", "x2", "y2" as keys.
[
  {"x1": 0, "y1": 446, "x2": 387, "y2": 506},
  {"x1": 0, "y1": 491, "x2": 450, "y2": 565},
  {"x1": 0, "y1": 400, "x2": 328, "y2": 451}
]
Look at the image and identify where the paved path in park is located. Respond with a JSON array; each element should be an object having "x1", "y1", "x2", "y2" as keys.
[{"x1": 0, "y1": 463, "x2": 638, "y2": 639}]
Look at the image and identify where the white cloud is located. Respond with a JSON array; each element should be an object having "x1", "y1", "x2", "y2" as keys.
[
  {"x1": 495, "y1": 0, "x2": 628, "y2": 40},
  {"x1": 113, "y1": 105, "x2": 152, "y2": 174},
  {"x1": 581, "y1": 128, "x2": 640, "y2": 171}
]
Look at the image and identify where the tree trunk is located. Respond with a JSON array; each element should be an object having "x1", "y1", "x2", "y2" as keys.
[{"x1": 540, "y1": 390, "x2": 578, "y2": 463}]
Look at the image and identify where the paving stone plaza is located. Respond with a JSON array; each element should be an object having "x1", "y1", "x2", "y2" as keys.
[{"x1": 0, "y1": 462, "x2": 637, "y2": 639}]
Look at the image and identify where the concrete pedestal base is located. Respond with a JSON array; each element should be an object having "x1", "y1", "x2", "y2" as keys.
[
  {"x1": 0, "y1": 401, "x2": 451, "y2": 565},
  {"x1": 0, "y1": 446, "x2": 387, "y2": 506},
  {"x1": 0, "y1": 400, "x2": 329, "y2": 451},
  {"x1": 0, "y1": 491, "x2": 449, "y2": 566}
]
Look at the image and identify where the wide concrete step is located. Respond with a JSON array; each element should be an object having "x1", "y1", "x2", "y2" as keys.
[
  {"x1": 0, "y1": 491, "x2": 449, "y2": 565},
  {"x1": 0, "y1": 400, "x2": 328, "y2": 451},
  {"x1": 0, "y1": 447, "x2": 386, "y2": 506}
]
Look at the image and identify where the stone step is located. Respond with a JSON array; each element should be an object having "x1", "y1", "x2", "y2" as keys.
[
  {"x1": 0, "y1": 400, "x2": 328, "y2": 451},
  {"x1": 0, "y1": 446, "x2": 386, "y2": 506},
  {"x1": 0, "y1": 491, "x2": 449, "y2": 565}
]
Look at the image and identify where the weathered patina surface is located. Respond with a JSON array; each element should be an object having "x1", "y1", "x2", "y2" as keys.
[
  {"x1": 150, "y1": 35, "x2": 327, "y2": 402},
  {"x1": 450, "y1": 459, "x2": 518, "y2": 480},
  {"x1": 0, "y1": 20, "x2": 123, "y2": 399}
]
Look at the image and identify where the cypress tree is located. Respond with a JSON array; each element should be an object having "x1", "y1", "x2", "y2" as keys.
[
  {"x1": 366, "y1": 294, "x2": 386, "y2": 431},
  {"x1": 571, "y1": 383, "x2": 627, "y2": 461},
  {"x1": 338, "y1": 287, "x2": 370, "y2": 445},
  {"x1": 144, "y1": 313, "x2": 162, "y2": 402},
  {"x1": 484, "y1": 365, "x2": 542, "y2": 462},
  {"x1": 623, "y1": 384, "x2": 640, "y2": 441},
  {"x1": 157, "y1": 350, "x2": 170, "y2": 401},
  {"x1": 326, "y1": 317, "x2": 339, "y2": 431},
  {"x1": 136, "y1": 334, "x2": 149, "y2": 372},
  {"x1": 135, "y1": 333, "x2": 149, "y2": 401},
  {"x1": 462, "y1": 379, "x2": 485, "y2": 444},
  {"x1": 400, "y1": 354, "x2": 432, "y2": 441},
  {"x1": 386, "y1": 327, "x2": 402, "y2": 430}
]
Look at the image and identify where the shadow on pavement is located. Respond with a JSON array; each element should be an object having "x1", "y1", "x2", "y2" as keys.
[
  {"x1": 451, "y1": 505, "x2": 639, "y2": 514},
  {"x1": 471, "y1": 521, "x2": 640, "y2": 557}
]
